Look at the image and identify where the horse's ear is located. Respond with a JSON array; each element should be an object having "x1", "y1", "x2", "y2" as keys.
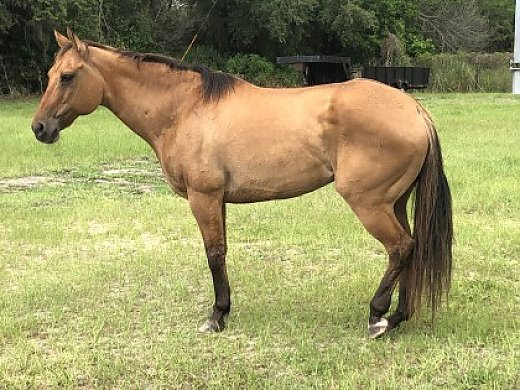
[
  {"x1": 54, "y1": 30, "x2": 69, "y2": 48},
  {"x1": 66, "y1": 28, "x2": 89, "y2": 57}
]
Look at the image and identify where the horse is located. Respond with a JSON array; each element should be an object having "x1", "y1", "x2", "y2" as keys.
[{"x1": 31, "y1": 29, "x2": 453, "y2": 338}]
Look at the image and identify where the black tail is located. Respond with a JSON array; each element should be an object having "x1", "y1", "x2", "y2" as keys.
[{"x1": 403, "y1": 111, "x2": 453, "y2": 320}]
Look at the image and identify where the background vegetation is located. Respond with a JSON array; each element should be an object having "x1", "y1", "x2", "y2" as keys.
[
  {"x1": 0, "y1": 94, "x2": 519, "y2": 388},
  {"x1": 0, "y1": 0, "x2": 515, "y2": 94},
  {"x1": 417, "y1": 52, "x2": 513, "y2": 93}
]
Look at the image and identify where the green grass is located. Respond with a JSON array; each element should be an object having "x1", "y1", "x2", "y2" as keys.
[
  {"x1": 1, "y1": 99, "x2": 151, "y2": 178},
  {"x1": 0, "y1": 94, "x2": 519, "y2": 388}
]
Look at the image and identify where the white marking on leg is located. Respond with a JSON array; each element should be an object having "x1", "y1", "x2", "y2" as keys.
[
  {"x1": 198, "y1": 320, "x2": 216, "y2": 333},
  {"x1": 368, "y1": 318, "x2": 389, "y2": 339}
]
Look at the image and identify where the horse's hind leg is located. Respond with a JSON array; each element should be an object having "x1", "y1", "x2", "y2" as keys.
[
  {"x1": 386, "y1": 190, "x2": 415, "y2": 332},
  {"x1": 338, "y1": 188, "x2": 414, "y2": 338}
]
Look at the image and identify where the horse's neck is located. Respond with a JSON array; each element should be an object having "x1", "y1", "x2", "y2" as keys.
[{"x1": 93, "y1": 50, "x2": 199, "y2": 151}]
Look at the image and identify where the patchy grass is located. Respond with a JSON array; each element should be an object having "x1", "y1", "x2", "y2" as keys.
[{"x1": 0, "y1": 94, "x2": 518, "y2": 388}]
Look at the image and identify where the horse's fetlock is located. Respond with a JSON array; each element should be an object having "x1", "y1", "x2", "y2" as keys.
[
  {"x1": 370, "y1": 298, "x2": 388, "y2": 319},
  {"x1": 214, "y1": 301, "x2": 231, "y2": 314}
]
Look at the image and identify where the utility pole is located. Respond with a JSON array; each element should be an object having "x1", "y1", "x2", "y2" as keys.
[{"x1": 512, "y1": 0, "x2": 520, "y2": 93}]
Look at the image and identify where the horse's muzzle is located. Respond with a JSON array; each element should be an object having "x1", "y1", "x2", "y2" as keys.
[{"x1": 31, "y1": 120, "x2": 60, "y2": 144}]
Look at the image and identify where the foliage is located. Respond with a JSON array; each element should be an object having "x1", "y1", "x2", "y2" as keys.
[
  {"x1": 478, "y1": 0, "x2": 514, "y2": 52},
  {"x1": 0, "y1": 0, "x2": 515, "y2": 94},
  {"x1": 184, "y1": 45, "x2": 228, "y2": 70},
  {"x1": 416, "y1": 52, "x2": 512, "y2": 92},
  {"x1": 225, "y1": 53, "x2": 275, "y2": 86},
  {"x1": 187, "y1": 0, "x2": 431, "y2": 63},
  {"x1": 418, "y1": 0, "x2": 490, "y2": 52},
  {"x1": 0, "y1": 0, "x2": 197, "y2": 94},
  {"x1": 225, "y1": 53, "x2": 300, "y2": 87},
  {"x1": 183, "y1": 47, "x2": 300, "y2": 87}
]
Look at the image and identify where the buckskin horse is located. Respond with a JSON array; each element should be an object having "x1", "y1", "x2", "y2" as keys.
[{"x1": 31, "y1": 30, "x2": 453, "y2": 338}]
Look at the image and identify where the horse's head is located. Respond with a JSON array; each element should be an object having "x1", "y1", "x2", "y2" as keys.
[{"x1": 31, "y1": 29, "x2": 104, "y2": 144}]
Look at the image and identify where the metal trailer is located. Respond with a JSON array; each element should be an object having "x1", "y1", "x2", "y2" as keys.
[
  {"x1": 276, "y1": 55, "x2": 352, "y2": 86},
  {"x1": 361, "y1": 66, "x2": 430, "y2": 91}
]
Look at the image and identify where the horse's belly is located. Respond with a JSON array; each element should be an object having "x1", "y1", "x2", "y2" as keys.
[
  {"x1": 224, "y1": 159, "x2": 333, "y2": 203},
  {"x1": 212, "y1": 100, "x2": 335, "y2": 202}
]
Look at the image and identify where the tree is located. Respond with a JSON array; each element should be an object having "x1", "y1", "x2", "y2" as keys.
[
  {"x1": 417, "y1": 0, "x2": 490, "y2": 52},
  {"x1": 151, "y1": 1, "x2": 197, "y2": 53},
  {"x1": 478, "y1": 0, "x2": 514, "y2": 52},
  {"x1": 0, "y1": 0, "x2": 197, "y2": 94},
  {"x1": 183, "y1": 0, "x2": 319, "y2": 56},
  {"x1": 184, "y1": 0, "x2": 426, "y2": 63},
  {"x1": 316, "y1": 0, "x2": 378, "y2": 62},
  {"x1": 0, "y1": 0, "x2": 514, "y2": 94}
]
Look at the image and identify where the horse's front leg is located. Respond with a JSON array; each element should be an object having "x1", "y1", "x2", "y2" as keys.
[{"x1": 188, "y1": 189, "x2": 230, "y2": 332}]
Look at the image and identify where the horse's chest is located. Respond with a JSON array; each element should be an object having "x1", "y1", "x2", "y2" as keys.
[
  {"x1": 159, "y1": 155, "x2": 188, "y2": 199},
  {"x1": 167, "y1": 179, "x2": 188, "y2": 199},
  {"x1": 164, "y1": 172, "x2": 188, "y2": 198}
]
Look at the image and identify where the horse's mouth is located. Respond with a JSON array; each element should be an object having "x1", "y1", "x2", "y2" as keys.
[{"x1": 36, "y1": 128, "x2": 60, "y2": 144}]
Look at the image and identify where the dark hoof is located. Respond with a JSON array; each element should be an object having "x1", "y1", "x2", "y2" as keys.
[
  {"x1": 198, "y1": 317, "x2": 226, "y2": 333},
  {"x1": 368, "y1": 318, "x2": 389, "y2": 339}
]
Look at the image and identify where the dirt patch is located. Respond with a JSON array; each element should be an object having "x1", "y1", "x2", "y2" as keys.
[
  {"x1": 0, "y1": 162, "x2": 164, "y2": 193},
  {"x1": 102, "y1": 167, "x2": 161, "y2": 177},
  {"x1": 0, "y1": 175, "x2": 73, "y2": 192},
  {"x1": 0, "y1": 176, "x2": 52, "y2": 188}
]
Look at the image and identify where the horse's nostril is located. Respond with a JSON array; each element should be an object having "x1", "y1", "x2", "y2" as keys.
[{"x1": 32, "y1": 121, "x2": 44, "y2": 135}]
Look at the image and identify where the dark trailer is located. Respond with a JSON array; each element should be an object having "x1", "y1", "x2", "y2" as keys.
[
  {"x1": 362, "y1": 66, "x2": 430, "y2": 91},
  {"x1": 276, "y1": 55, "x2": 352, "y2": 86},
  {"x1": 277, "y1": 55, "x2": 430, "y2": 91}
]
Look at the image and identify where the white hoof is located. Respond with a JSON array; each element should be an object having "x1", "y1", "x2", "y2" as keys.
[
  {"x1": 368, "y1": 318, "x2": 389, "y2": 339},
  {"x1": 198, "y1": 319, "x2": 224, "y2": 333}
]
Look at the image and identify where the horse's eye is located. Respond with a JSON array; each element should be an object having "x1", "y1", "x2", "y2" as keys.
[{"x1": 60, "y1": 73, "x2": 75, "y2": 84}]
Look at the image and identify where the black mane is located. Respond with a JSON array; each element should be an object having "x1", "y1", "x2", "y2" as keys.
[
  {"x1": 60, "y1": 41, "x2": 238, "y2": 102},
  {"x1": 118, "y1": 49, "x2": 238, "y2": 102}
]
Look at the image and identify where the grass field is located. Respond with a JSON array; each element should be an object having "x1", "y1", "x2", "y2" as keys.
[{"x1": 0, "y1": 94, "x2": 519, "y2": 389}]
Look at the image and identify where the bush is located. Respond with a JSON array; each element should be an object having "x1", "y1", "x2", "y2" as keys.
[
  {"x1": 225, "y1": 53, "x2": 300, "y2": 87},
  {"x1": 183, "y1": 45, "x2": 227, "y2": 71},
  {"x1": 415, "y1": 52, "x2": 512, "y2": 92}
]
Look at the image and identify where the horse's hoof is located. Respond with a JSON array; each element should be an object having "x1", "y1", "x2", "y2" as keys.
[
  {"x1": 368, "y1": 318, "x2": 389, "y2": 339},
  {"x1": 198, "y1": 318, "x2": 225, "y2": 333}
]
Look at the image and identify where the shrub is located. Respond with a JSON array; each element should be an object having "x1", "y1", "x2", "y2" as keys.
[
  {"x1": 225, "y1": 53, "x2": 300, "y2": 87},
  {"x1": 415, "y1": 52, "x2": 512, "y2": 92},
  {"x1": 183, "y1": 45, "x2": 227, "y2": 71}
]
